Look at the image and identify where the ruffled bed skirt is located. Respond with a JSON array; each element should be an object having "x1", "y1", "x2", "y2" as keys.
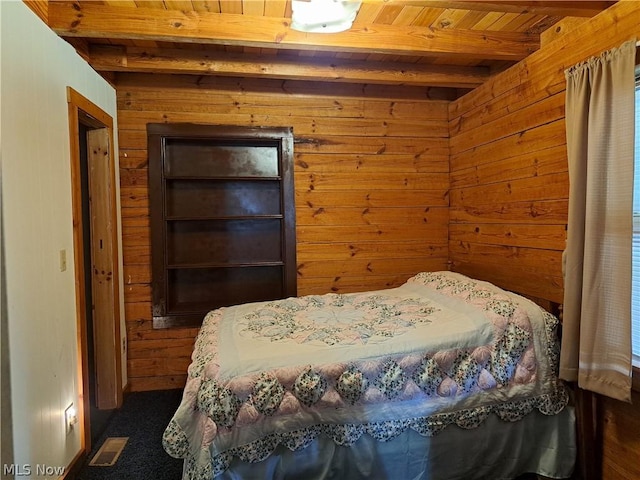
[{"x1": 187, "y1": 406, "x2": 575, "y2": 480}]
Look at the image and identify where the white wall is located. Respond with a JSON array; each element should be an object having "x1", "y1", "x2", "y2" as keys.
[
  {"x1": 1, "y1": 1, "x2": 123, "y2": 474},
  {"x1": 0, "y1": 2, "x2": 8, "y2": 472}
]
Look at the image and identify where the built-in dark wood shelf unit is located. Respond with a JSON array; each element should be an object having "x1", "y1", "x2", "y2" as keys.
[{"x1": 148, "y1": 124, "x2": 296, "y2": 328}]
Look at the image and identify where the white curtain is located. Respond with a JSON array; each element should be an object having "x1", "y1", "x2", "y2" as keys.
[{"x1": 560, "y1": 40, "x2": 636, "y2": 402}]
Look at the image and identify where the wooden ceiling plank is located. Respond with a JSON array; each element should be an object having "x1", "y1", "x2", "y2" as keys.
[
  {"x1": 191, "y1": 1, "x2": 221, "y2": 14},
  {"x1": 259, "y1": 48, "x2": 279, "y2": 56},
  {"x1": 162, "y1": 1, "x2": 196, "y2": 10},
  {"x1": 103, "y1": 0, "x2": 137, "y2": 7},
  {"x1": 49, "y1": 2, "x2": 539, "y2": 61},
  {"x1": 89, "y1": 44, "x2": 490, "y2": 88},
  {"x1": 433, "y1": 8, "x2": 471, "y2": 29},
  {"x1": 485, "y1": 13, "x2": 520, "y2": 32},
  {"x1": 134, "y1": 0, "x2": 166, "y2": 8},
  {"x1": 241, "y1": 0, "x2": 265, "y2": 16},
  {"x1": 297, "y1": 50, "x2": 319, "y2": 58},
  {"x1": 410, "y1": 7, "x2": 446, "y2": 27},
  {"x1": 218, "y1": 0, "x2": 243, "y2": 14},
  {"x1": 390, "y1": 6, "x2": 424, "y2": 27},
  {"x1": 242, "y1": 46, "x2": 262, "y2": 55},
  {"x1": 263, "y1": 0, "x2": 288, "y2": 18},
  {"x1": 447, "y1": 10, "x2": 487, "y2": 30},
  {"x1": 374, "y1": 5, "x2": 405, "y2": 24},
  {"x1": 358, "y1": 1, "x2": 612, "y2": 17},
  {"x1": 131, "y1": 39, "x2": 160, "y2": 48},
  {"x1": 501, "y1": 13, "x2": 545, "y2": 32},
  {"x1": 353, "y1": 3, "x2": 387, "y2": 25},
  {"x1": 470, "y1": 1, "x2": 613, "y2": 17},
  {"x1": 470, "y1": 11, "x2": 505, "y2": 30},
  {"x1": 224, "y1": 45, "x2": 244, "y2": 54}
]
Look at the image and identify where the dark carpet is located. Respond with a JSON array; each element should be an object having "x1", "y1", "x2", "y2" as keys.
[{"x1": 77, "y1": 389, "x2": 184, "y2": 480}]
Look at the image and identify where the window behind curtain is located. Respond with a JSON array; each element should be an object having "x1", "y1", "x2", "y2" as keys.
[{"x1": 633, "y1": 76, "x2": 640, "y2": 367}]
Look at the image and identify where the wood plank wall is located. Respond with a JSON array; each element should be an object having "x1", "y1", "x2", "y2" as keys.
[
  {"x1": 116, "y1": 73, "x2": 450, "y2": 391},
  {"x1": 602, "y1": 391, "x2": 640, "y2": 480},
  {"x1": 448, "y1": 55, "x2": 568, "y2": 305},
  {"x1": 448, "y1": 2, "x2": 640, "y2": 479}
]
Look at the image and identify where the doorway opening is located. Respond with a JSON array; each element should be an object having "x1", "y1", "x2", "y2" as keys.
[{"x1": 67, "y1": 87, "x2": 123, "y2": 453}]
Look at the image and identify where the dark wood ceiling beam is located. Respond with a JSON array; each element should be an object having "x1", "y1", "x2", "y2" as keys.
[
  {"x1": 48, "y1": 1, "x2": 538, "y2": 61},
  {"x1": 88, "y1": 45, "x2": 491, "y2": 88}
]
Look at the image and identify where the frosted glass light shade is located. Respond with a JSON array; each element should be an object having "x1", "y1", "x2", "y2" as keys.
[{"x1": 291, "y1": 0, "x2": 362, "y2": 33}]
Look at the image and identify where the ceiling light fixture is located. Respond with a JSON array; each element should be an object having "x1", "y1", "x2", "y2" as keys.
[{"x1": 290, "y1": 0, "x2": 362, "y2": 34}]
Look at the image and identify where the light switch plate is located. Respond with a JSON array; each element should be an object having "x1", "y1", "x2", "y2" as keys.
[
  {"x1": 64, "y1": 403, "x2": 77, "y2": 434},
  {"x1": 59, "y1": 249, "x2": 67, "y2": 272}
]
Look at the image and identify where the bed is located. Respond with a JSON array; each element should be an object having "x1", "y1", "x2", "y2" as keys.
[{"x1": 162, "y1": 271, "x2": 576, "y2": 479}]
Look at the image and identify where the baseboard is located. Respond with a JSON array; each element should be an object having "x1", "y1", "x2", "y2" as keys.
[{"x1": 59, "y1": 449, "x2": 86, "y2": 480}]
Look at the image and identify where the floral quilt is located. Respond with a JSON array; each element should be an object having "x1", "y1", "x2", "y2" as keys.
[{"x1": 163, "y1": 271, "x2": 568, "y2": 479}]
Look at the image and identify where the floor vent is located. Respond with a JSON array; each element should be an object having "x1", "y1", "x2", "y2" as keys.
[{"x1": 89, "y1": 437, "x2": 129, "y2": 467}]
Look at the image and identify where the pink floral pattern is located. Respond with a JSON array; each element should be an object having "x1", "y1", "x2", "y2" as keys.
[{"x1": 240, "y1": 293, "x2": 438, "y2": 345}]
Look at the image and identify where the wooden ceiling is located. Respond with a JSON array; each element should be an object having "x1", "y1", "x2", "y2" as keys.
[{"x1": 44, "y1": 0, "x2": 615, "y2": 98}]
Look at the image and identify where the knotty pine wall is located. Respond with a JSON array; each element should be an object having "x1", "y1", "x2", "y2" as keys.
[
  {"x1": 449, "y1": 2, "x2": 640, "y2": 479},
  {"x1": 117, "y1": 73, "x2": 450, "y2": 391},
  {"x1": 448, "y1": 58, "x2": 568, "y2": 305}
]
